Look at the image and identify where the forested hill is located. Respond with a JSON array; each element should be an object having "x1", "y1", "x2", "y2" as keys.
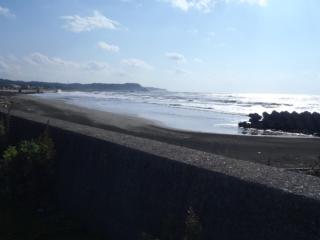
[{"x1": 0, "y1": 79, "x2": 148, "y2": 92}]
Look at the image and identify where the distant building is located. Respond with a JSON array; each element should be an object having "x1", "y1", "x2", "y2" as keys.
[{"x1": 10, "y1": 84, "x2": 21, "y2": 89}]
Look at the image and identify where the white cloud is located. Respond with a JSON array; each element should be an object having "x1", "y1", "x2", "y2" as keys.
[
  {"x1": 85, "y1": 61, "x2": 109, "y2": 71},
  {"x1": 26, "y1": 53, "x2": 110, "y2": 71},
  {"x1": 0, "y1": 60, "x2": 8, "y2": 70},
  {"x1": 208, "y1": 31, "x2": 216, "y2": 37},
  {"x1": 187, "y1": 28, "x2": 199, "y2": 34},
  {"x1": 163, "y1": 0, "x2": 267, "y2": 12},
  {"x1": 165, "y1": 52, "x2": 186, "y2": 63},
  {"x1": 193, "y1": 58, "x2": 204, "y2": 63},
  {"x1": 26, "y1": 52, "x2": 79, "y2": 68},
  {"x1": 0, "y1": 53, "x2": 113, "y2": 83},
  {"x1": 173, "y1": 68, "x2": 190, "y2": 75},
  {"x1": 121, "y1": 58, "x2": 153, "y2": 70},
  {"x1": 226, "y1": 27, "x2": 237, "y2": 32},
  {"x1": 120, "y1": 0, "x2": 143, "y2": 9},
  {"x1": 98, "y1": 41, "x2": 120, "y2": 53},
  {"x1": 239, "y1": 0, "x2": 267, "y2": 7},
  {"x1": 61, "y1": 11, "x2": 120, "y2": 33},
  {"x1": 0, "y1": 53, "x2": 158, "y2": 84},
  {"x1": 164, "y1": 0, "x2": 215, "y2": 12},
  {"x1": 206, "y1": 31, "x2": 216, "y2": 40},
  {"x1": 0, "y1": 5, "x2": 15, "y2": 18}
]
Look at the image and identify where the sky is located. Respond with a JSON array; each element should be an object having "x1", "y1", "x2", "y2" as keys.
[{"x1": 0, "y1": 0, "x2": 319, "y2": 93}]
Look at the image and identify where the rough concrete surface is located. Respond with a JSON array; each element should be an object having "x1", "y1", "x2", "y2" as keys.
[{"x1": 5, "y1": 110, "x2": 320, "y2": 240}]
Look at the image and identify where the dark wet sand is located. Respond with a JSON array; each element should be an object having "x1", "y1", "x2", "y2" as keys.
[{"x1": 8, "y1": 94, "x2": 320, "y2": 169}]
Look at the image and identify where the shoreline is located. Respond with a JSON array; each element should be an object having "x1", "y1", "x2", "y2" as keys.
[
  {"x1": 32, "y1": 91, "x2": 318, "y2": 138},
  {"x1": 9, "y1": 94, "x2": 320, "y2": 169},
  {"x1": 31, "y1": 93, "x2": 316, "y2": 139},
  {"x1": 16, "y1": 94, "x2": 314, "y2": 139}
]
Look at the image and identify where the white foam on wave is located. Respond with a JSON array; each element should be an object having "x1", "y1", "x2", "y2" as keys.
[{"x1": 51, "y1": 91, "x2": 320, "y2": 116}]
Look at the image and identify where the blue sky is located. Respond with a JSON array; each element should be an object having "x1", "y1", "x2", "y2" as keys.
[{"x1": 0, "y1": 0, "x2": 319, "y2": 93}]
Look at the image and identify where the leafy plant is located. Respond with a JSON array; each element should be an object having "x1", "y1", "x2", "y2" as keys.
[
  {"x1": 3, "y1": 146, "x2": 17, "y2": 163},
  {"x1": 0, "y1": 132, "x2": 55, "y2": 207}
]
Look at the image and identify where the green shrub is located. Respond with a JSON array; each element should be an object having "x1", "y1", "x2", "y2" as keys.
[
  {"x1": 0, "y1": 133, "x2": 55, "y2": 207},
  {"x1": 3, "y1": 146, "x2": 18, "y2": 163}
]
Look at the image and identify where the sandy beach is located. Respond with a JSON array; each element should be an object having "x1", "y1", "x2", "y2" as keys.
[{"x1": 8, "y1": 94, "x2": 320, "y2": 169}]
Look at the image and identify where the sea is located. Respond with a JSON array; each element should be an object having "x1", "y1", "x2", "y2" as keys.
[{"x1": 36, "y1": 90, "x2": 320, "y2": 136}]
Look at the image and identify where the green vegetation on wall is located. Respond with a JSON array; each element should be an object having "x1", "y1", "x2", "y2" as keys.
[{"x1": 0, "y1": 121, "x2": 55, "y2": 207}]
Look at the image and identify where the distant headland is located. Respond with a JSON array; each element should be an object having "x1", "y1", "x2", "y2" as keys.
[{"x1": 0, "y1": 78, "x2": 160, "y2": 92}]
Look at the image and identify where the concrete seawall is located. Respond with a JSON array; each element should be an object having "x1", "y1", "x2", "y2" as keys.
[{"x1": 5, "y1": 110, "x2": 320, "y2": 239}]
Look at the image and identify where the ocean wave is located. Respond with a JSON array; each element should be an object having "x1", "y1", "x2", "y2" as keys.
[{"x1": 39, "y1": 91, "x2": 320, "y2": 116}]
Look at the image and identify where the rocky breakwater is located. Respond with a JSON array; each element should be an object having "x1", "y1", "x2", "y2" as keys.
[{"x1": 239, "y1": 111, "x2": 320, "y2": 136}]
